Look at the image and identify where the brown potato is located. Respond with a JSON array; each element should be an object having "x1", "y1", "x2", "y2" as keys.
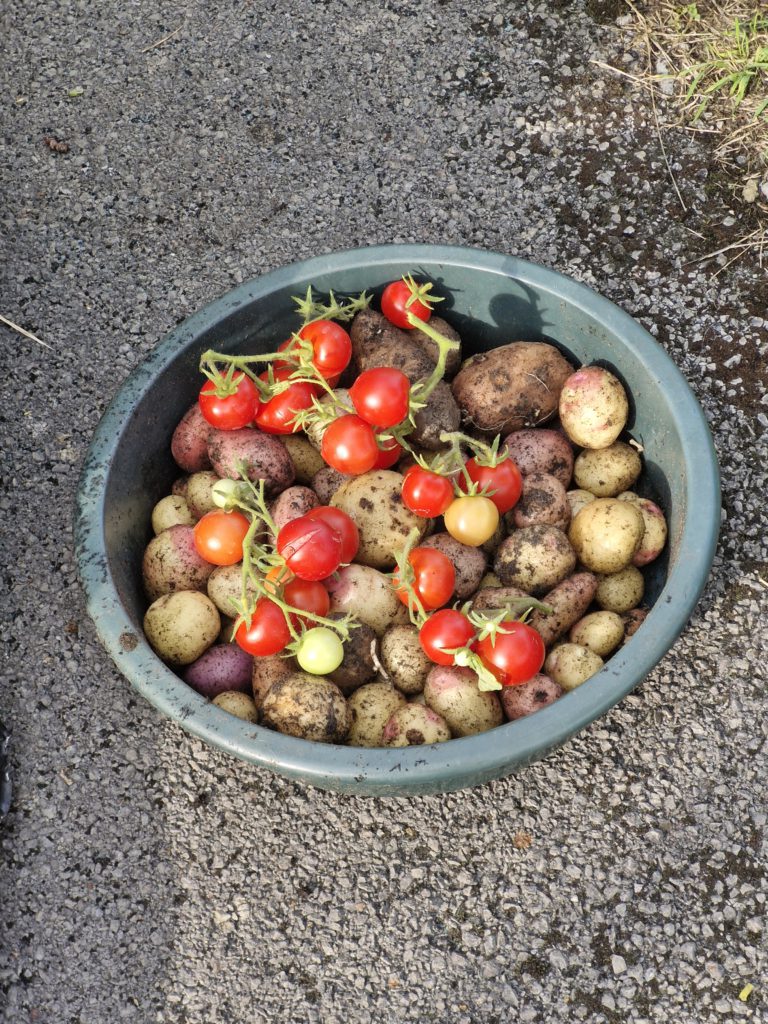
[
  {"x1": 528, "y1": 572, "x2": 599, "y2": 648},
  {"x1": 595, "y1": 566, "x2": 645, "y2": 614},
  {"x1": 544, "y1": 643, "x2": 604, "y2": 692},
  {"x1": 411, "y1": 380, "x2": 461, "y2": 451},
  {"x1": 350, "y1": 308, "x2": 436, "y2": 381},
  {"x1": 331, "y1": 470, "x2": 428, "y2": 569},
  {"x1": 261, "y1": 673, "x2": 350, "y2": 743},
  {"x1": 419, "y1": 533, "x2": 487, "y2": 600},
  {"x1": 569, "y1": 611, "x2": 624, "y2": 657},
  {"x1": 508, "y1": 472, "x2": 570, "y2": 530},
  {"x1": 328, "y1": 621, "x2": 379, "y2": 696},
  {"x1": 494, "y1": 525, "x2": 576, "y2": 595},
  {"x1": 618, "y1": 493, "x2": 668, "y2": 567},
  {"x1": 471, "y1": 585, "x2": 532, "y2": 612},
  {"x1": 212, "y1": 692, "x2": 259, "y2": 722},
  {"x1": 171, "y1": 403, "x2": 213, "y2": 473},
  {"x1": 207, "y1": 562, "x2": 256, "y2": 618},
  {"x1": 410, "y1": 316, "x2": 463, "y2": 376},
  {"x1": 252, "y1": 653, "x2": 299, "y2": 709},
  {"x1": 379, "y1": 624, "x2": 432, "y2": 696},
  {"x1": 207, "y1": 428, "x2": 295, "y2": 494},
  {"x1": 502, "y1": 428, "x2": 574, "y2": 487}
]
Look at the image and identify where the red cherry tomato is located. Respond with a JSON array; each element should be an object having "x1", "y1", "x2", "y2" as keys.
[
  {"x1": 460, "y1": 458, "x2": 523, "y2": 514},
  {"x1": 193, "y1": 510, "x2": 250, "y2": 566},
  {"x1": 320, "y1": 415, "x2": 379, "y2": 475},
  {"x1": 419, "y1": 609, "x2": 475, "y2": 666},
  {"x1": 276, "y1": 517, "x2": 343, "y2": 581},
  {"x1": 395, "y1": 548, "x2": 455, "y2": 611},
  {"x1": 349, "y1": 367, "x2": 410, "y2": 429},
  {"x1": 373, "y1": 436, "x2": 403, "y2": 470},
  {"x1": 381, "y1": 280, "x2": 431, "y2": 330},
  {"x1": 401, "y1": 465, "x2": 455, "y2": 518},
  {"x1": 256, "y1": 380, "x2": 319, "y2": 435},
  {"x1": 298, "y1": 320, "x2": 352, "y2": 379},
  {"x1": 304, "y1": 506, "x2": 359, "y2": 563},
  {"x1": 473, "y1": 622, "x2": 545, "y2": 687},
  {"x1": 235, "y1": 598, "x2": 291, "y2": 656},
  {"x1": 198, "y1": 374, "x2": 260, "y2": 431},
  {"x1": 283, "y1": 578, "x2": 330, "y2": 624}
]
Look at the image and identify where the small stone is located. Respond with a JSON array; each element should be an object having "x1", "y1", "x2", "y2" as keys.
[{"x1": 612, "y1": 954, "x2": 627, "y2": 974}]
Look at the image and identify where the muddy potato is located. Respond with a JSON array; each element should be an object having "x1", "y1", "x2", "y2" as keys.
[
  {"x1": 171, "y1": 402, "x2": 213, "y2": 473},
  {"x1": 347, "y1": 683, "x2": 407, "y2": 747},
  {"x1": 185, "y1": 470, "x2": 221, "y2": 519},
  {"x1": 622, "y1": 607, "x2": 649, "y2": 642},
  {"x1": 172, "y1": 476, "x2": 189, "y2": 498},
  {"x1": 142, "y1": 524, "x2": 215, "y2": 602},
  {"x1": 424, "y1": 666, "x2": 503, "y2": 737},
  {"x1": 325, "y1": 564, "x2": 408, "y2": 635},
  {"x1": 269, "y1": 485, "x2": 319, "y2": 536},
  {"x1": 183, "y1": 643, "x2": 253, "y2": 698},
  {"x1": 410, "y1": 380, "x2": 461, "y2": 451},
  {"x1": 595, "y1": 565, "x2": 645, "y2": 614},
  {"x1": 261, "y1": 672, "x2": 350, "y2": 743},
  {"x1": 494, "y1": 525, "x2": 577, "y2": 596},
  {"x1": 544, "y1": 643, "x2": 604, "y2": 692},
  {"x1": 509, "y1": 472, "x2": 570, "y2": 530},
  {"x1": 144, "y1": 591, "x2": 220, "y2": 665},
  {"x1": 151, "y1": 494, "x2": 195, "y2": 534},
  {"x1": 381, "y1": 704, "x2": 452, "y2": 747},
  {"x1": 212, "y1": 691, "x2": 259, "y2": 722},
  {"x1": 528, "y1": 572, "x2": 599, "y2": 648},
  {"x1": 328, "y1": 621, "x2": 379, "y2": 696},
  {"x1": 207, "y1": 562, "x2": 257, "y2": 617},
  {"x1": 480, "y1": 518, "x2": 507, "y2": 559},
  {"x1": 559, "y1": 366, "x2": 629, "y2": 449},
  {"x1": 566, "y1": 489, "x2": 597, "y2": 520},
  {"x1": 471, "y1": 585, "x2": 532, "y2": 613},
  {"x1": 568, "y1": 498, "x2": 644, "y2": 574},
  {"x1": 618, "y1": 493, "x2": 668, "y2": 566},
  {"x1": 252, "y1": 653, "x2": 299, "y2": 709},
  {"x1": 280, "y1": 435, "x2": 326, "y2": 484},
  {"x1": 573, "y1": 442, "x2": 642, "y2": 498},
  {"x1": 569, "y1": 611, "x2": 624, "y2": 657},
  {"x1": 350, "y1": 308, "x2": 436, "y2": 380},
  {"x1": 207, "y1": 428, "x2": 295, "y2": 494},
  {"x1": 502, "y1": 428, "x2": 574, "y2": 488},
  {"x1": 420, "y1": 532, "x2": 487, "y2": 600},
  {"x1": 501, "y1": 674, "x2": 563, "y2": 720},
  {"x1": 331, "y1": 470, "x2": 428, "y2": 569},
  {"x1": 410, "y1": 316, "x2": 463, "y2": 376},
  {"x1": 311, "y1": 465, "x2": 352, "y2": 504},
  {"x1": 380, "y1": 624, "x2": 432, "y2": 696}
]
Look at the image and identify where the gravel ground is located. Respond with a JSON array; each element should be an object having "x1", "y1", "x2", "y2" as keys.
[{"x1": 1, "y1": 1, "x2": 766, "y2": 1022}]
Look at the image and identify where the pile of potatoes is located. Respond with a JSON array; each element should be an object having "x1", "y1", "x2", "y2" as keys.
[{"x1": 141, "y1": 306, "x2": 667, "y2": 749}]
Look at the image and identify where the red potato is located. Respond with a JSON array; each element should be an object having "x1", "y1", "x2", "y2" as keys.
[
  {"x1": 381, "y1": 704, "x2": 451, "y2": 747},
  {"x1": 171, "y1": 403, "x2": 213, "y2": 472},
  {"x1": 207, "y1": 428, "x2": 295, "y2": 494},
  {"x1": 311, "y1": 465, "x2": 352, "y2": 504},
  {"x1": 471, "y1": 585, "x2": 532, "y2": 612},
  {"x1": 182, "y1": 644, "x2": 253, "y2": 698},
  {"x1": 423, "y1": 665, "x2": 503, "y2": 737},
  {"x1": 502, "y1": 428, "x2": 574, "y2": 488},
  {"x1": 559, "y1": 366, "x2": 629, "y2": 449},
  {"x1": 419, "y1": 532, "x2": 487, "y2": 600},
  {"x1": 325, "y1": 564, "x2": 408, "y2": 636},
  {"x1": 528, "y1": 572, "x2": 599, "y2": 648},
  {"x1": 501, "y1": 674, "x2": 563, "y2": 720},
  {"x1": 508, "y1": 472, "x2": 570, "y2": 531},
  {"x1": 269, "y1": 486, "x2": 320, "y2": 537},
  {"x1": 142, "y1": 524, "x2": 215, "y2": 602}
]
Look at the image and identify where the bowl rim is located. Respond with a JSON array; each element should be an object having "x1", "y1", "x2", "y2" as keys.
[{"x1": 74, "y1": 243, "x2": 720, "y2": 794}]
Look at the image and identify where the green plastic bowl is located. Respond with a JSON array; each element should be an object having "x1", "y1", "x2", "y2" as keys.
[{"x1": 74, "y1": 245, "x2": 719, "y2": 795}]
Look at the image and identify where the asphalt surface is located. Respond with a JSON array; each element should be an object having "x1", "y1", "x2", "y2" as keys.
[{"x1": 1, "y1": 1, "x2": 766, "y2": 1022}]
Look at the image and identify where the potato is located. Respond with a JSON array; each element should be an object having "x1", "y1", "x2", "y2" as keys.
[
  {"x1": 419, "y1": 533, "x2": 487, "y2": 600},
  {"x1": 494, "y1": 526, "x2": 576, "y2": 595},
  {"x1": 185, "y1": 470, "x2": 222, "y2": 519},
  {"x1": 328, "y1": 621, "x2": 379, "y2": 696},
  {"x1": 501, "y1": 674, "x2": 563, "y2": 720},
  {"x1": 559, "y1": 366, "x2": 629, "y2": 449},
  {"x1": 451, "y1": 342, "x2": 574, "y2": 437},
  {"x1": 379, "y1": 624, "x2": 432, "y2": 696},
  {"x1": 144, "y1": 591, "x2": 220, "y2": 665},
  {"x1": 142, "y1": 525, "x2": 215, "y2": 602},
  {"x1": 207, "y1": 428, "x2": 295, "y2": 494},
  {"x1": 331, "y1": 470, "x2": 428, "y2": 569},
  {"x1": 261, "y1": 672, "x2": 350, "y2": 743},
  {"x1": 573, "y1": 442, "x2": 642, "y2": 497},
  {"x1": 569, "y1": 611, "x2": 624, "y2": 657},
  {"x1": 172, "y1": 476, "x2": 189, "y2": 498},
  {"x1": 410, "y1": 380, "x2": 461, "y2": 451},
  {"x1": 423, "y1": 666, "x2": 503, "y2": 737},
  {"x1": 566, "y1": 489, "x2": 597, "y2": 520},
  {"x1": 326, "y1": 564, "x2": 408, "y2": 636},
  {"x1": 311, "y1": 465, "x2": 352, "y2": 504},
  {"x1": 568, "y1": 498, "x2": 644, "y2": 574},
  {"x1": 252, "y1": 653, "x2": 299, "y2": 709},
  {"x1": 618, "y1": 494, "x2": 668, "y2": 566},
  {"x1": 595, "y1": 565, "x2": 645, "y2": 614},
  {"x1": 218, "y1": 614, "x2": 238, "y2": 644},
  {"x1": 280, "y1": 435, "x2": 326, "y2": 484},
  {"x1": 171, "y1": 402, "x2": 213, "y2": 473},
  {"x1": 508, "y1": 472, "x2": 570, "y2": 530},
  {"x1": 269, "y1": 485, "x2": 319, "y2": 536},
  {"x1": 480, "y1": 519, "x2": 507, "y2": 559},
  {"x1": 381, "y1": 704, "x2": 451, "y2": 747},
  {"x1": 350, "y1": 308, "x2": 436, "y2": 381},
  {"x1": 544, "y1": 643, "x2": 604, "y2": 692},
  {"x1": 502, "y1": 428, "x2": 574, "y2": 487},
  {"x1": 622, "y1": 607, "x2": 649, "y2": 642},
  {"x1": 182, "y1": 644, "x2": 253, "y2": 698},
  {"x1": 151, "y1": 494, "x2": 194, "y2": 534},
  {"x1": 471, "y1": 585, "x2": 532, "y2": 612},
  {"x1": 347, "y1": 683, "x2": 407, "y2": 747},
  {"x1": 410, "y1": 316, "x2": 463, "y2": 376},
  {"x1": 212, "y1": 691, "x2": 259, "y2": 722},
  {"x1": 527, "y1": 572, "x2": 599, "y2": 648}
]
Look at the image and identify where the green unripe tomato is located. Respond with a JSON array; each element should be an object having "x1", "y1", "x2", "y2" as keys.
[
  {"x1": 296, "y1": 627, "x2": 344, "y2": 675},
  {"x1": 211, "y1": 478, "x2": 243, "y2": 510}
]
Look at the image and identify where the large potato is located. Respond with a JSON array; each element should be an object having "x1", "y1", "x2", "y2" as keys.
[
  {"x1": 144, "y1": 591, "x2": 220, "y2": 665},
  {"x1": 207, "y1": 428, "x2": 295, "y2": 494},
  {"x1": 379, "y1": 624, "x2": 432, "y2": 696},
  {"x1": 544, "y1": 643, "x2": 604, "y2": 692},
  {"x1": 331, "y1": 470, "x2": 428, "y2": 569},
  {"x1": 142, "y1": 524, "x2": 215, "y2": 602},
  {"x1": 419, "y1": 533, "x2": 487, "y2": 600},
  {"x1": 252, "y1": 653, "x2": 299, "y2": 709},
  {"x1": 171, "y1": 402, "x2": 213, "y2": 473},
  {"x1": 347, "y1": 683, "x2": 407, "y2": 747},
  {"x1": 424, "y1": 666, "x2": 503, "y2": 737},
  {"x1": 559, "y1": 366, "x2": 629, "y2": 449},
  {"x1": 410, "y1": 316, "x2": 463, "y2": 376},
  {"x1": 325, "y1": 564, "x2": 408, "y2": 635},
  {"x1": 350, "y1": 308, "x2": 436, "y2": 381},
  {"x1": 494, "y1": 526, "x2": 576, "y2": 595},
  {"x1": 381, "y1": 704, "x2": 451, "y2": 747},
  {"x1": 568, "y1": 498, "x2": 644, "y2": 574},
  {"x1": 502, "y1": 428, "x2": 574, "y2": 487},
  {"x1": 508, "y1": 472, "x2": 570, "y2": 530},
  {"x1": 573, "y1": 442, "x2": 642, "y2": 497},
  {"x1": 451, "y1": 342, "x2": 574, "y2": 437},
  {"x1": 261, "y1": 672, "x2": 350, "y2": 743}
]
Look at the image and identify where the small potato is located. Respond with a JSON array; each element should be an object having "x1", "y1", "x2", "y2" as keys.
[
  {"x1": 544, "y1": 643, "x2": 603, "y2": 692},
  {"x1": 471, "y1": 585, "x2": 533, "y2": 613},
  {"x1": 494, "y1": 526, "x2": 577, "y2": 596},
  {"x1": 528, "y1": 572, "x2": 598, "y2": 648},
  {"x1": 328, "y1": 621, "x2": 379, "y2": 696},
  {"x1": 382, "y1": 704, "x2": 451, "y2": 747},
  {"x1": 207, "y1": 563, "x2": 256, "y2": 617},
  {"x1": 261, "y1": 672, "x2": 350, "y2": 743},
  {"x1": 144, "y1": 591, "x2": 221, "y2": 665},
  {"x1": 311, "y1": 465, "x2": 352, "y2": 504},
  {"x1": 326, "y1": 564, "x2": 408, "y2": 636},
  {"x1": 622, "y1": 607, "x2": 649, "y2": 642},
  {"x1": 171, "y1": 402, "x2": 213, "y2": 473},
  {"x1": 185, "y1": 470, "x2": 222, "y2": 519},
  {"x1": 212, "y1": 691, "x2": 259, "y2": 723},
  {"x1": 618, "y1": 494, "x2": 668, "y2": 566},
  {"x1": 269, "y1": 485, "x2": 319, "y2": 536},
  {"x1": 595, "y1": 565, "x2": 645, "y2": 614},
  {"x1": 420, "y1": 533, "x2": 487, "y2": 600},
  {"x1": 252, "y1": 653, "x2": 299, "y2": 709},
  {"x1": 424, "y1": 665, "x2": 503, "y2": 737},
  {"x1": 573, "y1": 442, "x2": 642, "y2": 498},
  {"x1": 566, "y1": 489, "x2": 597, "y2": 520},
  {"x1": 280, "y1": 435, "x2": 326, "y2": 484},
  {"x1": 350, "y1": 308, "x2": 436, "y2": 381},
  {"x1": 151, "y1": 495, "x2": 195, "y2": 534},
  {"x1": 183, "y1": 644, "x2": 253, "y2": 698},
  {"x1": 410, "y1": 380, "x2": 461, "y2": 451},
  {"x1": 331, "y1": 470, "x2": 428, "y2": 569},
  {"x1": 410, "y1": 316, "x2": 463, "y2": 376},
  {"x1": 508, "y1": 472, "x2": 570, "y2": 530},
  {"x1": 568, "y1": 498, "x2": 644, "y2": 574},
  {"x1": 569, "y1": 611, "x2": 624, "y2": 657},
  {"x1": 207, "y1": 428, "x2": 295, "y2": 494},
  {"x1": 347, "y1": 683, "x2": 407, "y2": 747},
  {"x1": 380, "y1": 624, "x2": 432, "y2": 695},
  {"x1": 142, "y1": 525, "x2": 215, "y2": 602},
  {"x1": 501, "y1": 674, "x2": 563, "y2": 720},
  {"x1": 502, "y1": 428, "x2": 574, "y2": 488},
  {"x1": 559, "y1": 366, "x2": 629, "y2": 449}
]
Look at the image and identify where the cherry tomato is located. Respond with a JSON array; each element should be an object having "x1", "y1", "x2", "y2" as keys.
[
  {"x1": 474, "y1": 622, "x2": 545, "y2": 687},
  {"x1": 298, "y1": 320, "x2": 352, "y2": 379},
  {"x1": 276, "y1": 517, "x2": 342, "y2": 581},
  {"x1": 198, "y1": 374, "x2": 260, "y2": 430},
  {"x1": 373, "y1": 436, "x2": 403, "y2": 470},
  {"x1": 256, "y1": 380, "x2": 319, "y2": 435},
  {"x1": 320, "y1": 415, "x2": 379, "y2": 475},
  {"x1": 460, "y1": 458, "x2": 523, "y2": 514},
  {"x1": 264, "y1": 563, "x2": 294, "y2": 594},
  {"x1": 444, "y1": 495, "x2": 499, "y2": 547},
  {"x1": 419, "y1": 609, "x2": 475, "y2": 666},
  {"x1": 395, "y1": 548, "x2": 455, "y2": 611},
  {"x1": 305, "y1": 506, "x2": 359, "y2": 563},
  {"x1": 193, "y1": 509, "x2": 250, "y2": 566},
  {"x1": 349, "y1": 367, "x2": 410, "y2": 428},
  {"x1": 235, "y1": 598, "x2": 291, "y2": 656},
  {"x1": 401, "y1": 465, "x2": 455, "y2": 518},
  {"x1": 296, "y1": 627, "x2": 344, "y2": 675},
  {"x1": 381, "y1": 280, "x2": 431, "y2": 330},
  {"x1": 283, "y1": 578, "x2": 330, "y2": 624}
]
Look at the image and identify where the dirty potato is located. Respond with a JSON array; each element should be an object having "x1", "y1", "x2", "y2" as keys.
[
  {"x1": 502, "y1": 428, "x2": 574, "y2": 487},
  {"x1": 501, "y1": 674, "x2": 563, "y2": 720},
  {"x1": 494, "y1": 525, "x2": 577, "y2": 595},
  {"x1": 280, "y1": 435, "x2": 326, "y2": 484},
  {"x1": 420, "y1": 532, "x2": 487, "y2": 599},
  {"x1": 144, "y1": 591, "x2": 221, "y2": 665},
  {"x1": 544, "y1": 643, "x2": 604, "y2": 692},
  {"x1": 380, "y1": 624, "x2": 432, "y2": 695},
  {"x1": 331, "y1": 470, "x2": 428, "y2": 569},
  {"x1": 381, "y1": 704, "x2": 452, "y2": 747},
  {"x1": 569, "y1": 611, "x2": 625, "y2": 657},
  {"x1": 573, "y1": 442, "x2": 642, "y2": 497},
  {"x1": 260, "y1": 673, "x2": 351, "y2": 743},
  {"x1": 508, "y1": 472, "x2": 570, "y2": 530},
  {"x1": 424, "y1": 665, "x2": 504, "y2": 737},
  {"x1": 559, "y1": 366, "x2": 629, "y2": 449},
  {"x1": 595, "y1": 565, "x2": 645, "y2": 614},
  {"x1": 142, "y1": 524, "x2": 215, "y2": 602},
  {"x1": 151, "y1": 494, "x2": 195, "y2": 534},
  {"x1": 326, "y1": 564, "x2": 409, "y2": 635},
  {"x1": 347, "y1": 683, "x2": 407, "y2": 747}
]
